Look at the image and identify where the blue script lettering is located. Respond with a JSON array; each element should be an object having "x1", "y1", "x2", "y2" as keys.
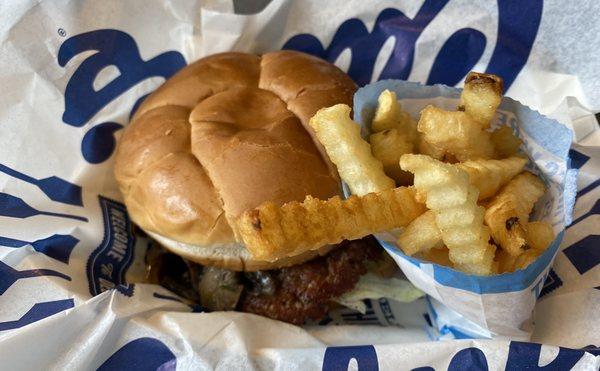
[
  {"x1": 448, "y1": 347, "x2": 489, "y2": 370},
  {"x1": 505, "y1": 341, "x2": 599, "y2": 369},
  {"x1": 284, "y1": 0, "x2": 542, "y2": 91},
  {"x1": 284, "y1": 2, "x2": 448, "y2": 85},
  {"x1": 322, "y1": 345, "x2": 379, "y2": 371},
  {"x1": 97, "y1": 337, "x2": 176, "y2": 371},
  {"x1": 58, "y1": 29, "x2": 185, "y2": 127},
  {"x1": 57, "y1": 29, "x2": 186, "y2": 163}
]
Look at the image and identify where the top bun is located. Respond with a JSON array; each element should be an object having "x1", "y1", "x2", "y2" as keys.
[{"x1": 114, "y1": 51, "x2": 356, "y2": 270}]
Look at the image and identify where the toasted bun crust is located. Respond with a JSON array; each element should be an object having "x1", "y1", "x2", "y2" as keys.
[
  {"x1": 148, "y1": 231, "x2": 335, "y2": 271},
  {"x1": 114, "y1": 51, "x2": 356, "y2": 270}
]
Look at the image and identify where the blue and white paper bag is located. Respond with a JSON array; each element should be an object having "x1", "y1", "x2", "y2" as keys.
[{"x1": 353, "y1": 80, "x2": 578, "y2": 339}]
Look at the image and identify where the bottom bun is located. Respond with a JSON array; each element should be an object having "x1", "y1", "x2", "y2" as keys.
[{"x1": 148, "y1": 231, "x2": 334, "y2": 271}]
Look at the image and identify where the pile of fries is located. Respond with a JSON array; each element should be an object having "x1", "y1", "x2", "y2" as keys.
[{"x1": 235, "y1": 72, "x2": 554, "y2": 275}]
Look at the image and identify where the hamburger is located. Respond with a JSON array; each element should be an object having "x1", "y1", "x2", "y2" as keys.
[{"x1": 114, "y1": 50, "x2": 396, "y2": 324}]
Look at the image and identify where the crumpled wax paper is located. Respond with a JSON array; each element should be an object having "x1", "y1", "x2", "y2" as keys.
[{"x1": 0, "y1": 0, "x2": 598, "y2": 369}]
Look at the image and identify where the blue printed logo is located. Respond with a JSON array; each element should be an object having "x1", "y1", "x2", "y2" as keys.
[
  {"x1": 86, "y1": 196, "x2": 136, "y2": 296},
  {"x1": 57, "y1": 29, "x2": 186, "y2": 164},
  {"x1": 323, "y1": 342, "x2": 600, "y2": 371},
  {"x1": 283, "y1": 0, "x2": 542, "y2": 90}
]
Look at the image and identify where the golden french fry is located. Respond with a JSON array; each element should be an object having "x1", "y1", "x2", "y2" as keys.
[
  {"x1": 372, "y1": 89, "x2": 399, "y2": 132},
  {"x1": 309, "y1": 104, "x2": 395, "y2": 195},
  {"x1": 456, "y1": 156, "x2": 528, "y2": 200},
  {"x1": 418, "y1": 135, "x2": 445, "y2": 160},
  {"x1": 454, "y1": 244, "x2": 496, "y2": 275},
  {"x1": 484, "y1": 172, "x2": 546, "y2": 256},
  {"x1": 418, "y1": 105, "x2": 494, "y2": 161},
  {"x1": 400, "y1": 154, "x2": 496, "y2": 274},
  {"x1": 397, "y1": 210, "x2": 442, "y2": 256},
  {"x1": 525, "y1": 221, "x2": 555, "y2": 251},
  {"x1": 485, "y1": 202, "x2": 527, "y2": 257},
  {"x1": 372, "y1": 90, "x2": 418, "y2": 142},
  {"x1": 491, "y1": 259, "x2": 500, "y2": 275},
  {"x1": 496, "y1": 248, "x2": 518, "y2": 273},
  {"x1": 370, "y1": 128, "x2": 414, "y2": 185},
  {"x1": 236, "y1": 186, "x2": 426, "y2": 261},
  {"x1": 418, "y1": 246, "x2": 452, "y2": 267},
  {"x1": 400, "y1": 154, "x2": 470, "y2": 210},
  {"x1": 491, "y1": 126, "x2": 522, "y2": 158},
  {"x1": 459, "y1": 72, "x2": 503, "y2": 128},
  {"x1": 513, "y1": 248, "x2": 543, "y2": 271}
]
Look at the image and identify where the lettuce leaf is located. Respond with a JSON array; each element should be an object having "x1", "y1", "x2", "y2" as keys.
[{"x1": 334, "y1": 273, "x2": 424, "y2": 314}]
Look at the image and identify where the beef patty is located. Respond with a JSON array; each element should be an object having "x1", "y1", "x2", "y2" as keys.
[
  {"x1": 146, "y1": 237, "x2": 382, "y2": 325},
  {"x1": 240, "y1": 237, "x2": 382, "y2": 324}
]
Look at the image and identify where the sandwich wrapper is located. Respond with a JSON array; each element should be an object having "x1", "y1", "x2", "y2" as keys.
[{"x1": 0, "y1": 0, "x2": 599, "y2": 369}]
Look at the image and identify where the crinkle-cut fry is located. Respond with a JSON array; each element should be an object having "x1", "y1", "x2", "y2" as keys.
[
  {"x1": 400, "y1": 154, "x2": 470, "y2": 210},
  {"x1": 459, "y1": 72, "x2": 503, "y2": 129},
  {"x1": 435, "y1": 188, "x2": 483, "y2": 231},
  {"x1": 456, "y1": 156, "x2": 528, "y2": 200},
  {"x1": 484, "y1": 172, "x2": 546, "y2": 256},
  {"x1": 372, "y1": 90, "x2": 418, "y2": 142},
  {"x1": 491, "y1": 126, "x2": 522, "y2": 158},
  {"x1": 236, "y1": 187, "x2": 426, "y2": 261},
  {"x1": 454, "y1": 244, "x2": 496, "y2": 275},
  {"x1": 309, "y1": 104, "x2": 395, "y2": 196},
  {"x1": 418, "y1": 105, "x2": 494, "y2": 161},
  {"x1": 397, "y1": 210, "x2": 442, "y2": 256},
  {"x1": 418, "y1": 135, "x2": 445, "y2": 160},
  {"x1": 525, "y1": 221, "x2": 555, "y2": 251},
  {"x1": 400, "y1": 154, "x2": 496, "y2": 274},
  {"x1": 370, "y1": 128, "x2": 414, "y2": 185},
  {"x1": 445, "y1": 225, "x2": 491, "y2": 263}
]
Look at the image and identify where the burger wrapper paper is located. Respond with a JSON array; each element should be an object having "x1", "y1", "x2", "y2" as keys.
[{"x1": 0, "y1": 0, "x2": 599, "y2": 369}]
